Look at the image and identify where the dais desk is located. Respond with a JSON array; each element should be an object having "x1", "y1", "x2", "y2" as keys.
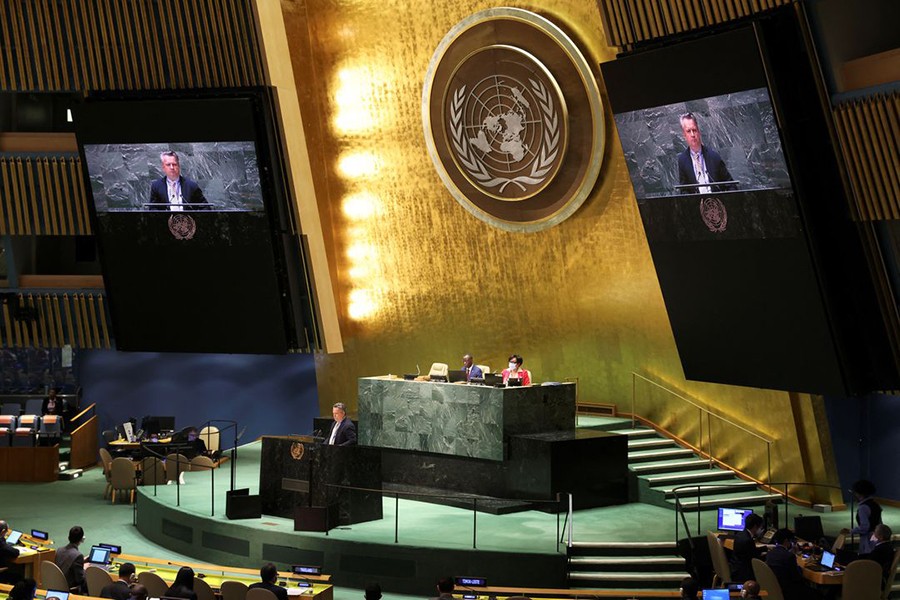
[{"x1": 358, "y1": 377, "x2": 576, "y2": 460}]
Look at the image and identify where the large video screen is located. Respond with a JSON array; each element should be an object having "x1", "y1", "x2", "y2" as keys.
[
  {"x1": 602, "y1": 24, "x2": 847, "y2": 393},
  {"x1": 76, "y1": 92, "x2": 298, "y2": 354}
]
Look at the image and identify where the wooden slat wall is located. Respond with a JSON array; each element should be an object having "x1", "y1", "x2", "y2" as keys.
[
  {"x1": 0, "y1": 156, "x2": 90, "y2": 235},
  {"x1": 0, "y1": 0, "x2": 265, "y2": 91},
  {"x1": 0, "y1": 293, "x2": 111, "y2": 349},
  {"x1": 598, "y1": 0, "x2": 794, "y2": 48},
  {"x1": 833, "y1": 93, "x2": 900, "y2": 221}
]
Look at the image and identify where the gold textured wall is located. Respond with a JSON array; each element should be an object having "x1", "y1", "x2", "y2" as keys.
[{"x1": 272, "y1": 0, "x2": 839, "y2": 503}]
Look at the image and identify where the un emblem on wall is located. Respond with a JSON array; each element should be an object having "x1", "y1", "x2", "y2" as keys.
[{"x1": 424, "y1": 8, "x2": 605, "y2": 232}]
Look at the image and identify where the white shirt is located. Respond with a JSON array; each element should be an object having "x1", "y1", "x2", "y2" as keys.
[
  {"x1": 167, "y1": 178, "x2": 183, "y2": 212},
  {"x1": 691, "y1": 149, "x2": 711, "y2": 194},
  {"x1": 328, "y1": 421, "x2": 340, "y2": 445}
]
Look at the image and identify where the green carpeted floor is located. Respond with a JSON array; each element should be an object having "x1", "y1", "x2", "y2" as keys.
[{"x1": 1, "y1": 439, "x2": 897, "y2": 600}]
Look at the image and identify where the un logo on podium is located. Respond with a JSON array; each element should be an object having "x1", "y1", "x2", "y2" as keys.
[{"x1": 424, "y1": 8, "x2": 605, "y2": 232}]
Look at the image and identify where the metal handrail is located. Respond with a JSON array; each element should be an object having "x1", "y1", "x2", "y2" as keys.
[{"x1": 631, "y1": 372, "x2": 773, "y2": 487}]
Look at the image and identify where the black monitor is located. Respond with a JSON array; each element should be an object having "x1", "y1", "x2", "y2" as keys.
[
  {"x1": 141, "y1": 416, "x2": 175, "y2": 436},
  {"x1": 793, "y1": 515, "x2": 824, "y2": 542}
]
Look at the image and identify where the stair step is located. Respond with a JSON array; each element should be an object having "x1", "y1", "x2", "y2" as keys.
[
  {"x1": 568, "y1": 572, "x2": 688, "y2": 582},
  {"x1": 642, "y1": 469, "x2": 735, "y2": 485},
  {"x1": 608, "y1": 428, "x2": 658, "y2": 438},
  {"x1": 568, "y1": 541, "x2": 677, "y2": 557},
  {"x1": 656, "y1": 481, "x2": 758, "y2": 498},
  {"x1": 670, "y1": 492, "x2": 783, "y2": 511},
  {"x1": 630, "y1": 458, "x2": 712, "y2": 474},
  {"x1": 628, "y1": 448, "x2": 695, "y2": 462},
  {"x1": 570, "y1": 556, "x2": 684, "y2": 566},
  {"x1": 627, "y1": 438, "x2": 677, "y2": 449}
]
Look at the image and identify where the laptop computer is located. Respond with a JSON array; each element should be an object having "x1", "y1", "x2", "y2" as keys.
[
  {"x1": 45, "y1": 591, "x2": 70, "y2": 600},
  {"x1": 86, "y1": 545, "x2": 112, "y2": 567},
  {"x1": 484, "y1": 373, "x2": 503, "y2": 387},
  {"x1": 5, "y1": 530, "x2": 22, "y2": 545},
  {"x1": 448, "y1": 369, "x2": 467, "y2": 383},
  {"x1": 701, "y1": 591, "x2": 729, "y2": 600},
  {"x1": 506, "y1": 377, "x2": 523, "y2": 387},
  {"x1": 807, "y1": 550, "x2": 838, "y2": 572}
]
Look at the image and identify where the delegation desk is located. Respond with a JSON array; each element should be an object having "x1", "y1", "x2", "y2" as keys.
[
  {"x1": 721, "y1": 536, "x2": 843, "y2": 587},
  {"x1": 12, "y1": 546, "x2": 56, "y2": 586}
]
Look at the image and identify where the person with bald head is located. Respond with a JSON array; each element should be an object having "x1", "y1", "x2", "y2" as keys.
[{"x1": 740, "y1": 580, "x2": 761, "y2": 599}]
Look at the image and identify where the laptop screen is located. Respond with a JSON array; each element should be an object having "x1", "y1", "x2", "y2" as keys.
[
  {"x1": 87, "y1": 545, "x2": 111, "y2": 565},
  {"x1": 702, "y1": 591, "x2": 730, "y2": 600},
  {"x1": 821, "y1": 550, "x2": 835, "y2": 568},
  {"x1": 6, "y1": 530, "x2": 22, "y2": 545},
  {"x1": 45, "y1": 591, "x2": 70, "y2": 600}
]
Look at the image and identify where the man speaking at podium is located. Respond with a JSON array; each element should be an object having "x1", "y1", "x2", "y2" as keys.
[
  {"x1": 149, "y1": 151, "x2": 208, "y2": 211},
  {"x1": 326, "y1": 402, "x2": 357, "y2": 446},
  {"x1": 676, "y1": 112, "x2": 734, "y2": 194}
]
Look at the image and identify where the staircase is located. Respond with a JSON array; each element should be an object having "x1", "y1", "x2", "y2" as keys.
[
  {"x1": 585, "y1": 419, "x2": 781, "y2": 511},
  {"x1": 567, "y1": 541, "x2": 688, "y2": 590}
]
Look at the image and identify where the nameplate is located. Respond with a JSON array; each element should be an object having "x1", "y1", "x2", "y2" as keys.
[{"x1": 282, "y1": 477, "x2": 310, "y2": 493}]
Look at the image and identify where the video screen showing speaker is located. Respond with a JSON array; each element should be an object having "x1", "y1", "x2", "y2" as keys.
[
  {"x1": 76, "y1": 90, "x2": 311, "y2": 354},
  {"x1": 601, "y1": 8, "x2": 896, "y2": 394}
]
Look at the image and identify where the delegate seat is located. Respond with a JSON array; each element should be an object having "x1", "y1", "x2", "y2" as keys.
[
  {"x1": 476, "y1": 364, "x2": 491, "y2": 374},
  {"x1": 17, "y1": 414, "x2": 39, "y2": 432},
  {"x1": 140, "y1": 456, "x2": 166, "y2": 486},
  {"x1": 841, "y1": 559, "x2": 883, "y2": 600},
  {"x1": 706, "y1": 531, "x2": 732, "y2": 588},
  {"x1": 883, "y1": 549, "x2": 900, "y2": 600},
  {"x1": 109, "y1": 457, "x2": 136, "y2": 503},
  {"x1": 428, "y1": 362, "x2": 449, "y2": 378},
  {"x1": 220, "y1": 580, "x2": 248, "y2": 600},
  {"x1": 246, "y1": 588, "x2": 278, "y2": 600},
  {"x1": 200, "y1": 425, "x2": 220, "y2": 454},
  {"x1": 40, "y1": 560, "x2": 71, "y2": 593},
  {"x1": 98, "y1": 447, "x2": 114, "y2": 498},
  {"x1": 0, "y1": 403, "x2": 20, "y2": 416},
  {"x1": 165, "y1": 453, "x2": 191, "y2": 482},
  {"x1": 24, "y1": 398, "x2": 43, "y2": 415},
  {"x1": 38, "y1": 415, "x2": 62, "y2": 443},
  {"x1": 190, "y1": 455, "x2": 215, "y2": 470},
  {"x1": 85, "y1": 565, "x2": 114, "y2": 596},
  {"x1": 137, "y1": 571, "x2": 169, "y2": 598},
  {"x1": 751, "y1": 558, "x2": 784, "y2": 600},
  {"x1": 12, "y1": 427, "x2": 35, "y2": 447},
  {"x1": 194, "y1": 576, "x2": 216, "y2": 600}
]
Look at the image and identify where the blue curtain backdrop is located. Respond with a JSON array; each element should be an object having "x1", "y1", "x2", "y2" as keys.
[{"x1": 76, "y1": 350, "x2": 320, "y2": 444}]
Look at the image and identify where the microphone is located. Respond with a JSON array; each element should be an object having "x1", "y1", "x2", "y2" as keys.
[{"x1": 416, "y1": 364, "x2": 420, "y2": 376}]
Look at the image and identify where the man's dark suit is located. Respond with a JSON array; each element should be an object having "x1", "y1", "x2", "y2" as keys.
[
  {"x1": 729, "y1": 528, "x2": 762, "y2": 582},
  {"x1": 677, "y1": 145, "x2": 734, "y2": 193},
  {"x1": 55, "y1": 542, "x2": 85, "y2": 592},
  {"x1": 149, "y1": 176, "x2": 208, "y2": 210},
  {"x1": 765, "y1": 544, "x2": 815, "y2": 600},
  {"x1": 466, "y1": 365, "x2": 483, "y2": 381},
  {"x1": 859, "y1": 542, "x2": 896, "y2": 588},
  {"x1": 0, "y1": 538, "x2": 21, "y2": 584},
  {"x1": 249, "y1": 581, "x2": 288, "y2": 600},
  {"x1": 326, "y1": 418, "x2": 357, "y2": 446}
]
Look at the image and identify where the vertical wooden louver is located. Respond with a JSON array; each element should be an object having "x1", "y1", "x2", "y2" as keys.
[
  {"x1": 0, "y1": 157, "x2": 90, "y2": 235},
  {"x1": 833, "y1": 93, "x2": 900, "y2": 222},
  {"x1": 0, "y1": 0, "x2": 266, "y2": 91},
  {"x1": 597, "y1": 0, "x2": 794, "y2": 48},
  {"x1": 1, "y1": 293, "x2": 111, "y2": 349}
]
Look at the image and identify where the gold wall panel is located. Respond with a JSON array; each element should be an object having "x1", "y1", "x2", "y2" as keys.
[{"x1": 276, "y1": 0, "x2": 837, "y2": 502}]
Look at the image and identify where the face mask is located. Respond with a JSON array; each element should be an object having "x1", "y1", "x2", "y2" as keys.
[
  {"x1": 508, "y1": 362, "x2": 516, "y2": 370},
  {"x1": 188, "y1": 434, "x2": 197, "y2": 442}
]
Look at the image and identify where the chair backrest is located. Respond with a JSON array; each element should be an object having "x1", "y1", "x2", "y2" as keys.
[
  {"x1": 19, "y1": 415, "x2": 39, "y2": 429},
  {"x1": 140, "y1": 456, "x2": 166, "y2": 486},
  {"x1": 706, "y1": 531, "x2": 730, "y2": 587},
  {"x1": 98, "y1": 447, "x2": 113, "y2": 474},
  {"x1": 39, "y1": 415, "x2": 61, "y2": 435},
  {"x1": 0, "y1": 403, "x2": 20, "y2": 415},
  {"x1": 0, "y1": 415, "x2": 16, "y2": 428},
  {"x1": 109, "y1": 457, "x2": 136, "y2": 489},
  {"x1": 842, "y1": 559, "x2": 883, "y2": 600},
  {"x1": 25, "y1": 398, "x2": 43, "y2": 415},
  {"x1": 428, "y1": 362, "x2": 449, "y2": 377},
  {"x1": 476, "y1": 364, "x2": 490, "y2": 374},
  {"x1": 102, "y1": 429, "x2": 118, "y2": 444},
  {"x1": 199, "y1": 425, "x2": 220, "y2": 453},
  {"x1": 194, "y1": 576, "x2": 216, "y2": 600},
  {"x1": 165, "y1": 453, "x2": 191, "y2": 481},
  {"x1": 246, "y1": 588, "x2": 278, "y2": 600},
  {"x1": 751, "y1": 558, "x2": 784, "y2": 600},
  {"x1": 138, "y1": 571, "x2": 169, "y2": 598},
  {"x1": 220, "y1": 580, "x2": 249, "y2": 600},
  {"x1": 85, "y1": 565, "x2": 114, "y2": 596},
  {"x1": 832, "y1": 531, "x2": 846, "y2": 552},
  {"x1": 883, "y1": 549, "x2": 900, "y2": 600},
  {"x1": 190, "y1": 455, "x2": 215, "y2": 470},
  {"x1": 40, "y1": 560, "x2": 70, "y2": 592}
]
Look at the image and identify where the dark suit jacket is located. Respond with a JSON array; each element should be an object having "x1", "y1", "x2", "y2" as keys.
[
  {"x1": 765, "y1": 545, "x2": 804, "y2": 595},
  {"x1": 149, "y1": 176, "x2": 208, "y2": 210},
  {"x1": 466, "y1": 365, "x2": 483, "y2": 381},
  {"x1": 677, "y1": 145, "x2": 734, "y2": 193},
  {"x1": 729, "y1": 529, "x2": 762, "y2": 582},
  {"x1": 54, "y1": 543, "x2": 85, "y2": 592},
  {"x1": 860, "y1": 542, "x2": 896, "y2": 587},
  {"x1": 249, "y1": 581, "x2": 288, "y2": 600},
  {"x1": 327, "y1": 418, "x2": 357, "y2": 446},
  {"x1": 100, "y1": 580, "x2": 131, "y2": 600},
  {"x1": 165, "y1": 584, "x2": 198, "y2": 600},
  {"x1": 0, "y1": 539, "x2": 19, "y2": 566}
]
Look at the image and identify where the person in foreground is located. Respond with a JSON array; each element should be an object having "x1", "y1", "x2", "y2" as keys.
[
  {"x1": 730, "y1": 513, "x2": 765, "y2": 582},
  {"x1": 165, "y1": 566, "x2": 197, "y2": 600},
  {"x1": 326, "y1": 402, "x2": 357, "y2": 446},
  {"x1": 856, "y1": 524, "x2": 895, "y2": 589},
  {"x1": 431, "y1": 577, "x2": 454, "y2": 600},
  {"x1": 764, "y1": 528, "x2": 817, "y2": 600},
  {"x1": 676, "y1": 112, "x2": 734, "y2": 194},
  {"x1": 678, "y1": 576, "x2": 699, "y2": 599},
  {"x1": 364, "y1": 583, "x2": 381, "y2": 600},
  {"x1": 248, "y1": 563, "x2": 287, "y2": 600},
  {"x1": 740, "y1": 580, "x2": 761, "y2": 599},
  {"x1": 55, "y1": 525, "x2": 86, "y2": 593},
  {"x1": 100, "y1": 562, "x2": 136, "y2": 600},
  {"x1": 149, "y1": 151, "x2": 208, "y2": 211},
  {"x1": 6, "y1": 578, "x2": 36, "y2": 600},
  {"x1": 0, "y1": 520, "x2": 21, "y2": 584},
  {"x1": 501, "y1": 354, "x2": 530, "y2": 386},
  {"x1": 462, "y1": 354, "x2": 483, "y2": 382},
  {"x1": 128, "y1": 584, "x2": 148, "y2": 600}
]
